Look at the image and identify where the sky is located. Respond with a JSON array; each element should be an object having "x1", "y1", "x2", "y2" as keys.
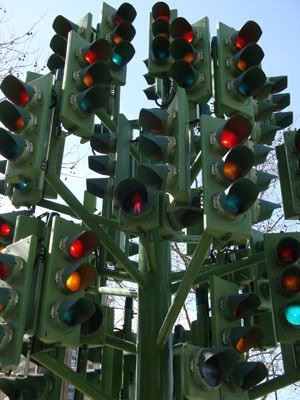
[{"x1": 1, "y1": 2, "x2": 300, "y2": 398}]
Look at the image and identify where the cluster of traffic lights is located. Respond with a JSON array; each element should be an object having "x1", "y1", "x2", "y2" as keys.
[{"x1": 277, "y1": 237, "x2": 300, "y2": 328}]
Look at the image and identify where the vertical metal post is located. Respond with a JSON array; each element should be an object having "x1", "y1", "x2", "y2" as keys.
[{"x1": 136, "y1": 230, "x2": 173, "y2": 400}]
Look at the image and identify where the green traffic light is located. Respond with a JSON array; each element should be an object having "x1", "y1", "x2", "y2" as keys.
[{"x1": 284, "y1": 304, "x2": 300, "y2": 327}]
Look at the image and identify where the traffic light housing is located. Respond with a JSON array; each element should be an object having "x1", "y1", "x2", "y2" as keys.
[
  {"x1": 264, "y1": 233, "x2": 300, "y2": 343},
  {"x1": 147, "y1": 2, "x2": 177, "y2": 78},
  {"x1": 169, "y1": 16, "x2": 212, "y2": 103},
  {"x1": 0, "y1": 72, "x2": 54, "y2": 206},
  {"x1": 200, "y1": 114, "x2": 259, "y2": 243},
  {"x1": 59, "y1": 30, "x2": 111, "y2": 138},
  {"x1": 214, "y1": 20, "x2": 266, "y2": 117},
  {"x1": 0, "y1": 235, "x2": 38, "y2": 371},
  {"x1": 37, "y1": 216, "x2": 100, "y2": 346},
  {"x1": 276, "y1": 130, "x2": 300, "y2": 219}
]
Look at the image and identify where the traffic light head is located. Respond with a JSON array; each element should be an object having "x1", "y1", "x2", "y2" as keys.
[
  {"x1": 169, "y1": 16, "x2": 212, "y2": 103},
  {"x1": 215, "y1": 20, "x2": 266, "y2": 117},
  {"x1": 201, "y1": 115, "x2": 258, "y2": 243},
  {"x1": 37, "y1": 217, "x2": 100, "y2": 345}
]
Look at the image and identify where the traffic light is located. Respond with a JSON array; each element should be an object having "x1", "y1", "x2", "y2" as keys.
[
  {"x1": 276, "y1": 130, "x2": 300, "y2": 219},
  {"x1": 214, "y1": 20, "x2": 266, "y2": 117},
  {"x1": 59, "y1": 30, "x2": 112, "y2": 138},
  {"x1": 147, "y1": 2, "x2": 176, "y2": 78},
  {"x1": 169, "y1": 15, "x2": 212, "y2": 103},
  {"x1": 97, "y1": 2, "x2": 136, "y2": 85},
  {"x1": 264, "y1": 233, "x2": 300, "y2": 343},
  {"x1": 210, "y1": 276, "x2": 268, "y2": 395},
  {"x1": 137, "y1": 87, "x2": 191, "y2": 204},
  {"x1": 37, "y1": 216, "x2": 100, "y2": 346},
  {"x1": 0, "y1": 374, "x2": 53, "y2": 399},
  {"x1": 0, "y1": 72, "x2": 54, "y2": 206},
  {"x1": 200, "y1": 114, "x2": 259, "y2": 243},
  {"x1": 0, "y1": 235, "x2": 38, "y2": 371},
  {"x1": 173, "y1": 342, "x2": 266, "y2": 399}
]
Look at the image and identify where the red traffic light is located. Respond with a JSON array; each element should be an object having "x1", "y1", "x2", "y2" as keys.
[
  {"x1": 152, "y1": 2, "x2": 170, "y2": 22},
  {"x1": 233, "y1": 20, "x2": 262, "y2": 50},
  {"x1": 115, "y1": 178, "x2": 152, "y2": 217},
  {"x1": 0, "y1": 222, "x2": 11, "y2": 238},
  {"x1": 0, "y1": 75, "x2": 36, "y2": 106},
  {"x1": 277, "y1": 237, "x2": 300, "y2": 264},
  {"x1": 61, "y1": 231, "x2": 99, "y2": 261},
  {"x1": 170, "y1": 17, "x2": 194, "y2": 43},
  {"x1": 113, "y1": 2, "x2": 137, "y2": 25},
  {"x1": 215, "y1": 115, "x2": 253, "y2": 151}
]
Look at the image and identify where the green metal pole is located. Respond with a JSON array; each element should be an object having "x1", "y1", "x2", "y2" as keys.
[
  {"x1": 249, "y1": 370, "x2": 300, "y2": 399},
  {"x1": 136, "y1": 231, "x2": 173, "y2": 400},
  {"x1": 98, "y1": 287, "x2": 137, "y2": 297},
  {"x1": 45, "y1": 173, "x2": 147, "y2": 288},
  {"x1": 105, "y1": 334, "x2": 137, "y2": 354},
  {"x1": 39, "y1": 199, "x2": 120, "y2": 229},
  {"x1": 171, "y1": 251, "x2": 266, "y2": 291},
  {"x1": 157, "y1": 231, "x2": 212, "y2": 348},
  {"x1": 31, "y1": 351, "x2": 109, "y2": 400}
]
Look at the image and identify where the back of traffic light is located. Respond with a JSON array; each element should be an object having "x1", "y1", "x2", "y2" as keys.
[
  {"x1": 0, "y1": 72, "x2": 54, "y2": 206},
  {"x1": 264, "y1": 233, "x2": 300, "y2": 343},
  {"x1": 37, "y1": 216, "x2": 100, "y2": 346},
  {"x1": 252, "y1": 75, "x2": 293, "y2": 146},
  {"x1": 0, "y1": 235, "x2": 38, "y2": 371},
  {"x1": 276, "y1": 130, "x2": 300, "y2": 219},
  {"x1": 200, "y1": 114, "x2": 259, "y2": 244},
  {"x1": 137, "y1": 87, "x2": 191, "y2": 205},
  {"x1": 169, "y1": 15, "x2": 212, "y2": 104},
  {"x1": 213, "y1": 20, "x2": 266, "y2": 117},
  {"x1": 47, "y1": 13, "x2": 92, "y2": 73}
]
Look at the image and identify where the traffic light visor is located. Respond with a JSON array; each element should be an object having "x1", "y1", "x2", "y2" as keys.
[
  {"x1": 152, "y1": 2, "x2": 170, "y2": 21},
  {"x1": 233, "y1": 20, "x2": 262, "y2": 49},
  {"x1": 217, "y1": 115, "x2": 252, "y2": 150},
  {"x1": 1, "y1": 76, "x2": 35, "y2": 106}
]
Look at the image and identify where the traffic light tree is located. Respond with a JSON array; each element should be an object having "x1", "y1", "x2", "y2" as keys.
[{"x1": 0, "y1": 3, "x2": 299, "y2": 400}]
